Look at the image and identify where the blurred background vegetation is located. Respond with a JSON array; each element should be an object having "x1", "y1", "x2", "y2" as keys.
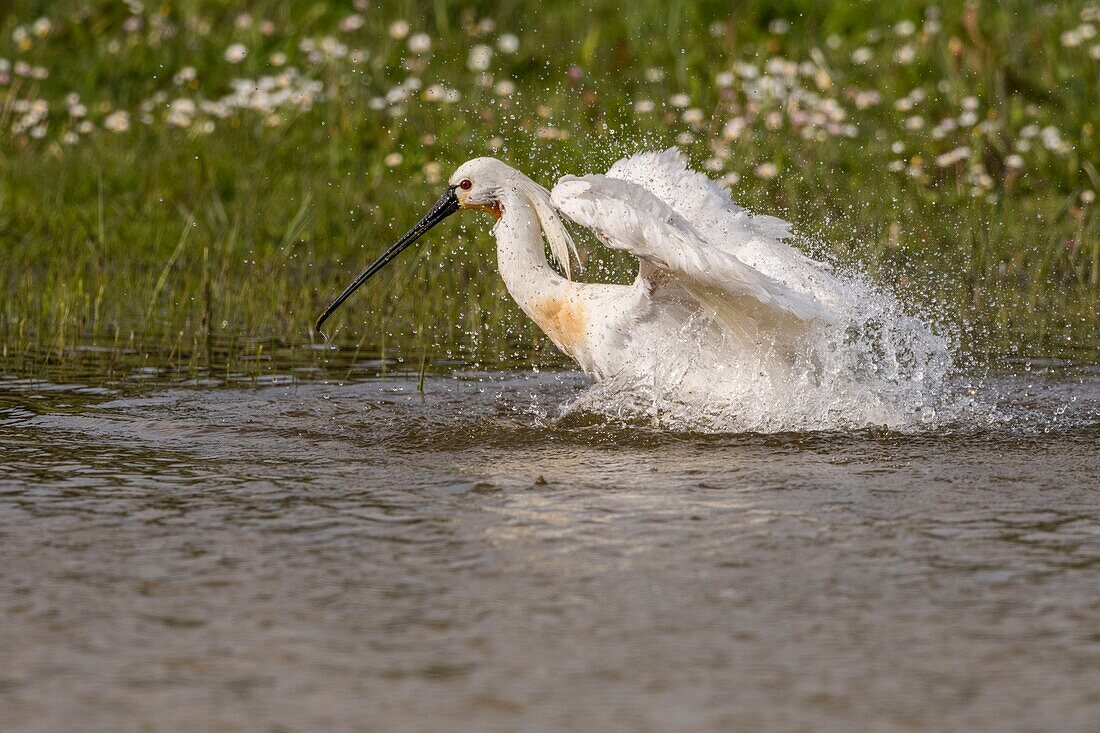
[{"x1": 0, "y1": 0, "x2": 1097, "y2": 381}]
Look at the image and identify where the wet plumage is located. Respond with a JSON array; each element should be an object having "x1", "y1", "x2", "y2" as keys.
[{"x1": 318, "y1": 148, "x2": 951, "y2": 430}]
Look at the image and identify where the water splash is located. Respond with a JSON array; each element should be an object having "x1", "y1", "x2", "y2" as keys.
[{"x1": 563, "y1": 266, "x2": 964, "y2": 434}]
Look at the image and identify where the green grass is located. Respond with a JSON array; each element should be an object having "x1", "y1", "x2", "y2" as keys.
[{"x1": 1, "y1": 0, "x2": 1098, "y2": 381}]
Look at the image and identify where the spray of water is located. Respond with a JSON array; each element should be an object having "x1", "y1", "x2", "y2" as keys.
[{"x1": 563, "y1": 261, "x2": 962, "y2": 434}]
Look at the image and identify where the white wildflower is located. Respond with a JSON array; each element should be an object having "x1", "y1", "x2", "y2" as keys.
[
  {"x1": 225, "y1": 43, "x2": 248, "y2": 63},
  {"x1": 388, "y1": 20, "x2": 410, "y2": 40},
  {"x1": 853, "y1": 90, "x2": 882, "y2": 109},
  {"x1": 895, "y1": 20, "x2": 916, "y2": 37},
  {"x1": 320, "y1": 36, "x2": 348, "y2": 58},
  {"x1": 935, "y1": 146, "x2": 970, "y2": 167},
  {"x1": 895, "y1": 97, "x2": 915, "y2": 112},
  {"x1": 765, "y1": 57, "x2": 797, "y2": 77},
  {"x1": 103, "y1": 110, "x2": 130, "y2": 133},
  {"x1": 340, "y1": 14, "x2": 364, "y2": 32},
  {"x1": 166, "y1": 98, "x2": 196, "y2": 127},
  {"x1": 755, "y1": 162, "x2": 778, "y2": 179},
  {"x1": 173, "y1": 66, "x2": 197, "y2": 85},
  {"x1": 768, "y1": 19, "x2": 790, "y2": 34},
  {"x1": 682, "y1": 107, "x2": 705, "y2": 125},
  {"x1": 408, "y1": 32, "x2": 431, "y2": 53},
  {"x1": 895, "y1": 44, "x2": 916, "y2": 64},
  {"x1": 722, "y1": 117, "x2": 746, "y2": 140},
  {"x1": 1040, "y1": 125, "x2": 1069, "y2": 153},
  {"x1": 536, "y1": 126, "x2": 569, "y2": 141},
  {"x1": 733, "y1": 61, "x2": 758, "y2": 79},
  {"x1": 467, "y1": 44, "x2": 492, "y2": 71}
]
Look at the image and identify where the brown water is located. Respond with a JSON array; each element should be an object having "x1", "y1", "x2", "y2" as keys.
[{"x1": 2, "y1": 365, "x2": 1100, "y2": 732}]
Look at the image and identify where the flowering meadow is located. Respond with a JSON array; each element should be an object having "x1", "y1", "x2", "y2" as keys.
[{"x1": 1, "y1": 1, "x2": 1098, "y2": 378}]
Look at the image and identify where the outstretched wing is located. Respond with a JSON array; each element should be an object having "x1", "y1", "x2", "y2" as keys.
[
  {"x1": 551, "y1": 172, "x2": 828, "y2": 331},
  {"x1": 602, "y1": 149, "x2": 838, "y2": 299},
  {"x1": 606, "y1": 149, "x2": 795, "y2": 249}
]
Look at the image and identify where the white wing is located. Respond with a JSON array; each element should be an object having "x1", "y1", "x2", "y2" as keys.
[
  {"x1": 604, "y1": 148, "x2": 792, "y2": 244},
  {"x1": 602, "y1": 148, "x2": 842, "y2": 300},
  {"x1": 551, "y1": 171, "x2": 828, "y2": 333}
]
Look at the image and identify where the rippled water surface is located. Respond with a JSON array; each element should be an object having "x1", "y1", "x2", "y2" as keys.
[{"x1": 2, "y1": 367, "x2": 1100, "y2": 732}]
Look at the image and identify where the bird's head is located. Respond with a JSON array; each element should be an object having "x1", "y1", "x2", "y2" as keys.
[
  {"x1": 314, "y1": 156, "x2": 574, "y2": 337},
  {"x1": 449, "y1": 157, "x2": 517, "y2": 218},
  {"x1": 314, "y1": 157, "x2": 513, "y2": 336}
]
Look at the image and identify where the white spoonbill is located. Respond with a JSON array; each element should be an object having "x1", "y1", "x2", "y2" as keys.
[{"x1": 316, "y1": 149, "x2": 949, "y2": 430}]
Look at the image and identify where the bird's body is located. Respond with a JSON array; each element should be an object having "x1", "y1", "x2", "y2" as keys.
[{"x1": 317, "y1": 149, "x2": 952, "y2": 431}]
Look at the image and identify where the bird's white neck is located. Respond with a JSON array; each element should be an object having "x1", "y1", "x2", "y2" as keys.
[
  {"x1": 491, "y1": 189, "x2": 567, "y2": 307},
  {"x1": 489, "y1": 187, "x2": 602, "y2": 368}
]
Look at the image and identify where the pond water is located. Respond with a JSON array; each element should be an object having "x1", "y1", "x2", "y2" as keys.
[{"x1": 2, "y1": 365, "x2": 1099, "y2": 732}]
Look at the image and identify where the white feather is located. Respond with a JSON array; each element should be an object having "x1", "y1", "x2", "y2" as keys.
[
  {"x1": 606, "y1": 148, "x2": 792, "y2": 245},
  {"x1": 601, "y1": 149, "x2": 843, "y2": 300},
  {"x1": 517, "y1": 178, "x2": 580, "y2": 280},
  {"x1": 552, "y1": 171, "x2": 827, "y2": 328}
]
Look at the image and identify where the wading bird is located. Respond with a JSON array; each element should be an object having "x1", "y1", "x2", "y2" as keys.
[{"x1": 315, "y1": 149, "x2": 942, "y2": 427}]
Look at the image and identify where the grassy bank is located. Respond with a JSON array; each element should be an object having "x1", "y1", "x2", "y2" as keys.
[{"x1": 1, "y1": 0, "x2": 1098, "y2": 380}]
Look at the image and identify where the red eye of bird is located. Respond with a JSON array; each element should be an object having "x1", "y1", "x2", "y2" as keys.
[{"x1": 459, "y1": 179, "x2": 473, "y2": 190}]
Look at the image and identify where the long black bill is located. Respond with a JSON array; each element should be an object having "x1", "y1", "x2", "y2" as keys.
[{"x1": 315, "y1": 186, "x2": 460, "y2": 337}]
